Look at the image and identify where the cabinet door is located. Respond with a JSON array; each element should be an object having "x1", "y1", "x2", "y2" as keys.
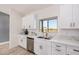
[
  {"x1": 34, "y1": 38, "x2": 41, "y2": 55},
  {"x1": 23, "y1": 37, "x2": 27, "y2": 49},
  {"x1": 30, "y1": 15, "x2": 36, "y2": 29},
  {"x1": 34, "y1": 38, "x2": 46, "y2": 55},
  {"x1": 22, "y1": 14, "x2": 36, "y2": 29},
  {"x1": 40, "y1": 39, "x2": 46, "y2": 55},
  {"x1": 18, "y1": 35, "x2": 27, "y2": 49},
  {"x1": 44, "y1": 40, "x2": 52, "y2": 55},
  {"x1": 34, "y1": 38, "x2": 52, "y2": 55},
  {"x1": 22, "y1": 17, "x2": 29, "y2": 29},
  {"x1": 38, "y1": 39, "x2": 52, "y2": 55},
  {"x1": 59, "y1": 4, "x2": 73, "y2": 28},
  {"x1": 73, "y1": 5, "x2": 79, "y2": 28}
]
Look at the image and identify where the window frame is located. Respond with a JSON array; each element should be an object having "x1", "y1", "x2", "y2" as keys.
[{"x1": 39, "y1": 16, "x2": 58, "y2": 33}]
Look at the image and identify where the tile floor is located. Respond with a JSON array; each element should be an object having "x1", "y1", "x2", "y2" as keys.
[{"x1": 0, "y1": 44, "x2": 34, "y2": 55}]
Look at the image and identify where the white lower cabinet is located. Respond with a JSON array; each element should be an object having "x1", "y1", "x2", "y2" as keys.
[
  {"x1": 18, "y1": 35, "x2": 27, "y2": 49},
  {"x1": 34, "y1": 38, "x2": 41, "y2": 55},
  {"x1": 32, "y1": 37, "x2": 79, "y2": 55},
  {"x1": 52, "y1": 42, "x2": 79, "y2": 55},
  {"x1": 34, "y1": 38, "x2": 52, "y2": 55},
  {"x1": 52, "y1": 42, "x2": 67, "y2": 55},
  {"x1": 67, "y1": 45, "x2": 79, "y2": 55},
  {"x1": 44, "y1": 40, "x2": 52, "y2": 55}
]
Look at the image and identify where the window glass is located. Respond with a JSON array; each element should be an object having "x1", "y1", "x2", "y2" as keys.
[
  {"x1": 49, "y1": 19, "x2": 58, "y2": 32},
  {"x1": 39, "y1": 20, "x2": 42, "y2": 32},
  {"x1": 43, "y1": 20, "x2": 48, "y2": 32},
  {"x1": 39, "y1": 17, "x2": 58, "y2": 32}
]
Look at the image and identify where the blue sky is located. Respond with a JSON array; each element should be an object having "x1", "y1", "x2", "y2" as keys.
[
  {"x1": 43, "y1": 19, "x2": 57, "y2": 29},
  {"x1": 49, "y1": 20, "x2": 57, "y2": 29}
]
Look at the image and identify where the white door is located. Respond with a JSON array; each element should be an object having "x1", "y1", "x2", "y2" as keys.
[
  {"x1": 73, "y1": 5, "x2": 79, "y2": 28},
  {"x1": 59, "y1": 4, "x2": 73, "y2": 28}
]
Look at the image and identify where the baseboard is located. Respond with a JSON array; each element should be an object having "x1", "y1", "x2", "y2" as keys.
[{"x1": 0, "y1": 41, "x2": 9, "y2": 45}]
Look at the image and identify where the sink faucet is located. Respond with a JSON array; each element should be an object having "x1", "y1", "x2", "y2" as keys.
[{"x1": 45, "y1": 32, "x2": 48, "y2": 38}]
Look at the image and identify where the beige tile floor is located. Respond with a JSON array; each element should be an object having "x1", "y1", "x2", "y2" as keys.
[{"x1": 0, "y1": 44, "x2": 34, "y2": 55}]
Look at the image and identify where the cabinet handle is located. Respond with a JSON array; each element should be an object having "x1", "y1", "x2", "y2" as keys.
[
  {"x1": 70, "y1": 23, "x2": 72, "y2": 27},
  {"x1": 66, "y1": 54, "x2": 69, "y2": 55},
  {"x1": 40, "y1": 45, "x2": 43, "y2": 49},
  {"x1": 73, "y1": 49, "x2": 79, "y2": 52},
  {"x1": 56, "y1": 49, "x2": 61, "y2": 52},
  {"x1": 21, "y1": 40, "x2": 23, "y2": 42},
  {"x1": 29, "y1": 25, "x2": 31, "y2": 28},
  {"x1": 73, "y1": 22, "x2": 75, "y2": 27},
  {"x1": 56, "y1": 45, "x2": 61, "y2": 47}
]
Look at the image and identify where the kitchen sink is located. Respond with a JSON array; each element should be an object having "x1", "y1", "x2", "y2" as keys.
[
  {"x1": 37, "y1": 36, "x2": 51, "y2": 40},
  {"x1": 37, "y1": 36, "x2": 44, "y2": 38}
]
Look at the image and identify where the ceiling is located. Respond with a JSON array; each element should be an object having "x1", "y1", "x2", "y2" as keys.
[{"x1": 0, "y1": 4, "x2": 53, "y2": 16}]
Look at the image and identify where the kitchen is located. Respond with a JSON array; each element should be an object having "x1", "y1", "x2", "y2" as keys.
[
  {"x1": 18, "y1": 4, "x2": 79, "y2": 55},
  {"x1": 0, "y1": 4, "x2": 79, "y2": 55}
]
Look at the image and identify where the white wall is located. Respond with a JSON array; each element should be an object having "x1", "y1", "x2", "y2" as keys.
[
  {"x1": 0, "y1": 7, "x2": 22, "y2": 48},
  {"x1": 25, "y1": 5, "x2": 59, "y2": 30},
  {"x1": 23, "y1": 5, "x2": 59, "y2": 36},
  {"x1": 35, "y1": 5, "x2": 59, "y2": 35},
  {"x1": 35, "y1": 5, "x2": 59, "y2": 19},
  {"x1": 9, "y1": 9, "x2": 22, "y2": 48}
]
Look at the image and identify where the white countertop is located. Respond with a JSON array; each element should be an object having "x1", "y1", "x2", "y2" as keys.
[
  {"x1": 19, "y1": 33, "x2": 79, "y2": 47},
  {"x1": 19, "y1": 33, "x2": 37, "y2": 38},
  {"x1": 50, "y1": 35, "x2": 79, "y2": 47},
  {"x1": 27, "y1": 35, "x2": 37, "y2": 38}
]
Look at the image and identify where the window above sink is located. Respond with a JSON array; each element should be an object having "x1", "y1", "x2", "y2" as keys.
[{"x1": 39, "y1": 16, "x2": 58, "y2": 32}]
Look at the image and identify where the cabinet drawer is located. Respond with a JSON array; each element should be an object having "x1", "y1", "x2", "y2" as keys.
[
  {"x1": 52, "y1": 42, "x2": 66, "y2": 49},
  {"x1": 52, "y1": 42, "x2": 66, "y2": 55},
  {"x1": 52, "y1": 48, "x2": 66, "y2": 55},
  {"x1": 67, "y1": 46, "x2": 79, "y2": 55}
]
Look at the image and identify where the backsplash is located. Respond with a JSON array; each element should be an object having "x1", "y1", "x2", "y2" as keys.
[
  {"x1": 28, "y1": 29, "x2": 38, "y2": 36},
  {"x1": 25, "y1": 29, "x2": 79, "y2": 38},
  {"x1": 58, "y1": 29, "x2": 79, "y2": 37}
]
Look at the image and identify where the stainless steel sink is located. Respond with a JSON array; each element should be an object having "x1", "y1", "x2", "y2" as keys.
[
  {"x1": 37, "y1": 36, "x2": 51, "y2": 40},
  {"x1": 37, "y1": 36, "x2": 44, "y2": 38}
]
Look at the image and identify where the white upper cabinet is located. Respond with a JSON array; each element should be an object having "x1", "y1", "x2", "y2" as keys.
[
  {"x1": 59, "y1": 4, "x2": 73, "y2": 29},
  {"x1": 73, "y1": 5, "x2": 79, "y2": 28},
  {"x1": 59, "y1": 4, "x2": 79, "y2": 29},
  {"x1": 22, "y1": 14, "x2": 37, "y2": 29}
]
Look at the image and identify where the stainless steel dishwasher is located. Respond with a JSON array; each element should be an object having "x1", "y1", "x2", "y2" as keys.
[{"x1": 27, "y1": 37, "x2": 34, "y2": 53}]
